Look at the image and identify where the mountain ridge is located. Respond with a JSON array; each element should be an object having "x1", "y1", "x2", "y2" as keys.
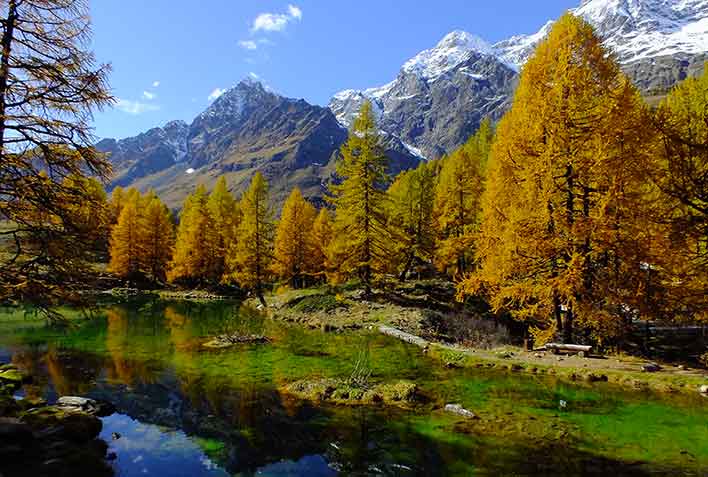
[{"x1": 100, "y1": 0, "x2": 708, "y2": 209}]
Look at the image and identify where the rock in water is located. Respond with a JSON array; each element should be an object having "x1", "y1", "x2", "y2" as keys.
[
  {"x1": 444, "y1": 404, "x2": 478, "y2": 419},
  {"x1": 0, "y1": 369, "x2": 27, "y2": 385},
  {"x1": 20, "y1": 407, "x2": 103, "y2": 443},
  {"x1": 56, "y1": 396, "x2": 96, "y2": 410},
  {"x1": 56, "y1": 396, "x2": 115, "y2": 417}
]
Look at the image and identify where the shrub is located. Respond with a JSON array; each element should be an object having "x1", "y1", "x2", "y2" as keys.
[
  {"x1": 440, "y1": 314, "x2": 511, "y2": 349},
  {"x1": 289, "y1": 294, "x2": 344, "y2": 313}
]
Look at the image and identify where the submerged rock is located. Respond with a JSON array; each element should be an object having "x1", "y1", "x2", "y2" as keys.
[
  {"x1": 203, "y1": 334, "x2": 270, "y2": 349},
  {"x1": 585, "y1": 373, "x2": 608, "y2": 383},
  {"x1": 0, "y1": 368, "x2": 28, "y2": 386},
  {"x1": 444, "y1": 404, "x2": 478, "y2": 419},
  {"x1": 20, "y1": 406, "x2": 102, "y2": 443}
]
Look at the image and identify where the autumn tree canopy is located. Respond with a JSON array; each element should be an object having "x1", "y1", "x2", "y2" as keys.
[
  {"x1": 388, "y1": 161, "x2": 437, "y2": 281},
  {"x1": 328, "y1": 101, "x2": 390, "y2": 293},
  {"x1": 224, "y1": 172, "x2": 274, "y2": 304},
  {"x1": 434, "y1": 119, "x2": 491, "y2": 277},
  {"x1": 652, "y1": 63, "x2": 708, "y2": 321},
  {"x1": 458, "y1": 14, "x2": 659, "y2": 344},
  {"x1": 0, "y1": 0, "x2": 113, "y2": 307},
  {"x1": 272, "y1": 187, "x2": 317, "y2": 288}
]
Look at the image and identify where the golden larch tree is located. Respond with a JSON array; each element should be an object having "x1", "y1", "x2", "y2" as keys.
[
  {"x1": 652, "y1": 63, "x2": 708, "y2": 321},
  {"x1": 207, "y1": 177, "x2": 238, "y2": 279},
  {"x1": 273, "y1": 187, "x2": 317, "y2": 288},
  {"x1": 168, "y1": 185, "x2": 218, "y2": 284},
  {"x1": 141, "y1": 196, "x2": 175, "y2": 283},
  {"x1": 310, "y1": 208, "x2": 334, "y2": 281},
  {"x1": 0, "y1": 0, "x2": 113, "y2": 307},
  {"x1": 109, "y1": 186, "x2": 126, "y2": 227},
  {"x1": 433, "y1": 119, "x2": 491, "y2": 277},
  {"x1": 108, "y1": 196, "x2": 144, "y2": 279},
  {"x1": 459, "y1": 14, "x2": 658, "y2": 344},
  {"x1": 327, "y1": 101, "x2": 390, "y2": 294},
  {"x1": 388, "y1": 161, "x2": 437, "y2": 281},
  {"x1": 224, "y1": 172, "x2": 274, "y2": 304}
]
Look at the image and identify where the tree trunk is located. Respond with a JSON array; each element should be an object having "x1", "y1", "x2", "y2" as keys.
[
  {"x1": 398, "y1": 252, "x2": 414, "y2": 282},
  {"x1": 0, "y1": 0, "x2": 17, "y2": 156},
  {"x1": 563, "y1": 308, "x2": 574, "y2": 343}
]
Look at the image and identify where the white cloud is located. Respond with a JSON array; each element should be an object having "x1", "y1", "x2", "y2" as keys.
[
  {"x1": 287, "y1": 4, "x2": 302, "y2": 20},
  {"x1": 207, "y1": 88, "x2": 226, "y2": 102},
  {"x1": 142, "y1": 91, "x2": 155, "y2": 100},
  {"x1": 152, "y1": 81, "x2": 160, "y2": 88},
  {"x1": 115, "y1": 98, "x2": 160, "y2": 115},
  {"x1": 251, "y1": 4, "x2": 302, "y2": 33},
  {"x1": 238, "y1": 40, "x2": 258, "y2": 50}
]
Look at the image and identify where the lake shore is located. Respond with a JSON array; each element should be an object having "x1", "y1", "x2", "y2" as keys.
[{"x1": 246, "y1": 283, "x2": 708, "y2": 398}]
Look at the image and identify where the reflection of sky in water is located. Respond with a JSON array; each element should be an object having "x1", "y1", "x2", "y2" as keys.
[
  {"x1": 101, "y1": 413, "x2": 230, "y2": 477},
  {"x1": 255, "y1": 455, "x2": 336, "y2": 477},
  {"x1": 100, "y1": 413, "x2": 337, "y2": 477}
]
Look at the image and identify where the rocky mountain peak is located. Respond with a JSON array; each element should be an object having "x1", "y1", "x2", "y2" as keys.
[
  {"x1": 402, "y1": 30, "x2": 497, "y2": 81},
  {"x1": 496, "y1": 0, "x2": 708, "y2": 73}
]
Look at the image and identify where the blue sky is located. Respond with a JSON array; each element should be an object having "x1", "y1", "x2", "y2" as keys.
[{"x1": 90, "y1": 0, "x2": 577, "y2": 139}]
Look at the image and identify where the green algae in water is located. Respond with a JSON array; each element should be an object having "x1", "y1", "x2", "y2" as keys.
[{"x1": 0, "y1": 300, "x2": 707, "y2": 476}]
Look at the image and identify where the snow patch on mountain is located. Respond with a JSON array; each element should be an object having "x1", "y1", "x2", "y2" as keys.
[
  {"x1": 330, "y1": 30, "x2": 508, "y2": 128},
  {"x1": 401, "y1": 141, "x2": 427, "y2": 160},
  {"x1": 402, "y1": 30, "x2": 498, "y2": 81},
  {"x1": 494, "y1": 21, "x2": 555, "y2": 70},
  {"x1": 495, "y1": 0, "x2": 708, "y2": 69}
]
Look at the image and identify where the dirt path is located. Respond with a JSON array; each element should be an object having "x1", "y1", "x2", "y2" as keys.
[{"x1": 379, "y1": 325, "x2": 708, "y2": 397}]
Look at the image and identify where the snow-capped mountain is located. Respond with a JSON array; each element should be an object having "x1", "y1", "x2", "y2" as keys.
[
  {"x1": 331, "y1": 0, "x2": 708, "y2": 159},
  {"x1": 495, "y1": 0, "x2": 708, "y2": 90},
  {"x1": 401, "y1": 30, "x2": 501, "y2": 80},
  {"x1": 494, "y1": 21, "x2": 555, "y2": 71},
  {"x1": 99, "y1": 77, "x2": 421, "y2": 209},
  {"x1": 103, "y1": 0, "x2": 708, "y2": 209},
  {"x1": 329, "y1": 30, "x2": 517, "y2": 160}
]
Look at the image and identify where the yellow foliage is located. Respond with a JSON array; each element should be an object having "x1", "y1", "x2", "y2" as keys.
[
  {"x1": 207, "y1": 177, "x2": 238, "y2": 278},
  {"x1": 224, "y1": 172, "x2": 274, "y2": 299},
  {"x1": 108, "y1": 196, "x2": 143, "y2": 278},
  {"x1": 272, "y1": 187, "x2": 317, "y2": 287},
  {"x1": 433, "y1": 119, "x2": 491, "y2": 277},
  {"x1": 387, "y1": 161, "x2": 437, "y2": 280},
  {"x1": 327, "y1": 101, "x2": 390, "y2": 292},
  {"x1": 141, "y1": 197, "x2": 175, "y2": 282},
  {"x1": 310, "y1": 208, "x2": 334, "y2": 280},
  {"x1": 652, "y1": 63, "x2": 708, "y2": 321},
  {"x1": 168, "y1": 185, "x2": 219, "y2": 284},
  {"x1": 459, "y1": 14, "x2": 660, "y2": 342},
  {"x1": 108, "y1": 189, "x2": 174, "y2": 282}
]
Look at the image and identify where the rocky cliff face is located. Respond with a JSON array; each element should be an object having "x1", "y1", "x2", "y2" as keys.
[
  {"x1": 97, "y1": 120, "x2": 188, "y2": 188},
  {"x1": 330, "y1": 31, "x2": 517, "y2": 160}
]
